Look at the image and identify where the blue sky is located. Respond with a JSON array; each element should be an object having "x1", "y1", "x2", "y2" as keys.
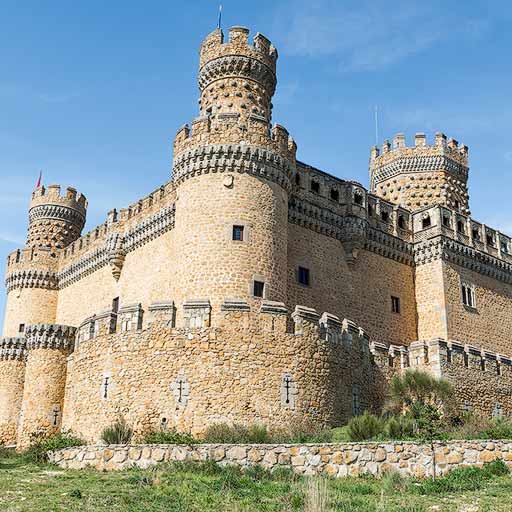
[{"x1": 1, "y1": 0, "x2": 512, "y2": 332}]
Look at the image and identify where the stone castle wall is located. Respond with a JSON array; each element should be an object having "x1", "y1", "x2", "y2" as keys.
[{"x1": 60, "y1": 304, "x2": 390, "y2": 443}]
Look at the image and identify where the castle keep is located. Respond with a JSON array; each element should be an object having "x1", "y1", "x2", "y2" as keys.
[{"x1": 2, "y1": 27, "x2": 512, "y2": 447}]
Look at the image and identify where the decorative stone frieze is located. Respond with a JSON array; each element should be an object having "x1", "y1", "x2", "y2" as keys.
[
  {"x1": 25, "y1": 324, "x2": 77, "y2": 351},
  {"x1": 0, "y1": 337, "x2": 27, "y2": 361},
  {"x1": 172, "y1": 144, "x2": 294, "y2": 191},
  {"x1": 198, "y1": 55, "x2": 276, "y2": 95},
  {"x1": 29, "y1": 204, "x2": 85, "y2": 227},
  {"x1": 106, "y1": 233, "x2": 126, "y2": 281},
  {"x1": 5, "y1": 269, "x2": 59, "y2": 292}
]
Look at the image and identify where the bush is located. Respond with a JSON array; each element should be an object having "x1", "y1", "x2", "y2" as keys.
[
  {"x1": 347, "y1": 412, "x2": 385, "y2": 442},
  {"x1": 22, "y1": 433, "x2": 85, "y2": 463},
  {"x1": 385, "y1": 415, "x2": 416, "y2": 440},
  {"x1": 142, "y1": 428, "x2": 197, "y2": 445},
  {"x1": 202, "y1": 423, "x2": 272, "y2": 444},
  {"x1": 101, "y1": 417, "x2": 133, "y2": 445},
  {"x1": 483, "y1": 418, "x2": 512, "y2": 440}
]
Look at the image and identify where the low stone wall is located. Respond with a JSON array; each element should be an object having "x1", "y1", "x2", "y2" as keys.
[{"x1": 48, "y1": 441, "x2": 512, "y2": 477}]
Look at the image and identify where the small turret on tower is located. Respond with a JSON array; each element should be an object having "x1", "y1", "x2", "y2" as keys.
[
  {"x1": 27, "y1": 185, "x2": 87, "y2": 251},
  {"x1": 369, "y1": 132, "x2": 470, "y2": 214}
]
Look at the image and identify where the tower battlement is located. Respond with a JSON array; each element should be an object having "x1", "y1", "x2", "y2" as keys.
[
  {"x1": 27, "y1": 185, "x2": 88, "y2": 250},
  {"x1": 199, "y1": 27, "x2": 277, "y2": 75},
  {"x1": 369, "y1": 132, "x2": 470, "y2": 214}
]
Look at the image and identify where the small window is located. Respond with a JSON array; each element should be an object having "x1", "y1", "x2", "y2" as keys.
[
  {"x1": 472, "y1": 228, "x2": 481, "y2": 241},
  {"x1": 442, "y1": 215, "x2": 450, "y2": 227},
  {"x1": 232, "y1": 225, "x2": 244, "y2": 241},
  {"x1": 368, "y1": 204, "x2": 374, "y2": 217},
  {"x1": 391, "y1": 296, "x2": 400, "y2": 314},
  {"x1": 454, "y1": 200, "x2": 460, "y2": 210},
  {"x1": 381, "y1": 210, "x2": 389, "y2": 223},
  {"x1": 253, "y1": 280, "x2": 265, "y2": 298},
  {"x1": 486, "y1": 233, "x2": 495, "y2": 246},
  {"x1": 18, "y1": 323, "x2": 25, "y2": 334},
  {"x1": 112, "y1": 297, "x2": 120, "y2": 313},
  {"x1": 310, "y1": 180, "x2": 320, "y2": 194},
  {"x1": 298, "y1": 266, "x2": 310, "y2": 286},
  {"x1": 422, "y1": 216, "x2": 431, "y2": 229},
  {"x1": 501, "y1": 240, "x2": 509, "y2": 254},
  {"x1": 397, "y1": 215, "x2": 406, "y2": 229},
  {"x1": 457, "y1": 220, "x2": 465, "y2": 234},
  {"x1": 295, "y1": 173, "x2": 301, "y2": 186},
  {"x1": 461, "y1": 283, "x2": 476, "y2": 308},
  {"x1": 354, "y1": 193, "x2": 363, "y2": 205},
  {"x1": 330, "y1": 188, "x2": 339, "y2": 201}
]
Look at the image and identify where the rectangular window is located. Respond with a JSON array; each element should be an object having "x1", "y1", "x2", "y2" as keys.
[
  {"x1": 391, "y1": 296, "x2": 400, "y2": 314},
  {"x1": 253, "y1": 280, "x2": 265, "y2": 298},
  {"x1": 232, "y1": 225, "x2": 244, "y2": 241},
  {"x1": 298, "y1": 266, "x2": 310, "y2": 286},
  {"x1": 461, "y1": 283, "x2": 476, "y2": 308},
  {"x1": 18, "y1": 323, "x2": 25, "y2": 334},
  {"x1": 112, "y1": 297, "x2": 120, "y2": 313}
]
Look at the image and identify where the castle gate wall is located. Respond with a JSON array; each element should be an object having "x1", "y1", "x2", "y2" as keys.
[
  {"x1": 172, "y1": 173, "x2": 289, "y2": 324},
  {"x1": 61, "y1": 309, "x2": 389, "y2": 443},
  {"x1": 0, "y1": 359, "x2": 25, "y2": 445},
  {"x1": 286, "y1": 224, "x2": 417, "y2": 346}
]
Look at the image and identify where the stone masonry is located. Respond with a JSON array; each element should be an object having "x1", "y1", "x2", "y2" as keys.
[{"x1": 2, "y1": 25, "x2": 512, "y2": 446}]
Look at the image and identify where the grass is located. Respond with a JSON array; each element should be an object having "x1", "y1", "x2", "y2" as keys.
[{"x1": 2, "y1": 450, "x2": 512, "y2": 511}]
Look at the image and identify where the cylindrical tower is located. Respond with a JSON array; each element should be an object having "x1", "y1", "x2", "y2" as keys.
[
  {"x1": 2, "y1": 185, "x2": 87, "y2": 337},
  {"x1": 369, "y1": 132, "x2": 470, "y2": 214},
  {"x1": 16, "y1": 324, "x2": 75, "y2": 448},
  {"x1": 27, "y1": 184, "x2": 87, "y2": 251},
  {"x1": 0, "y1": 337, "x2": 27, "y2": 445},
  {"x1": 171, "y1": 27, "x2": 297, "y2": 321}
]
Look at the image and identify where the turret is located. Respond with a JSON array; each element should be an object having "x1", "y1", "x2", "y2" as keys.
[
  {"x1": 27, "y1": 185, "x2": 87, "y2": 251},
  {"x1": 171, "y1": 27, "x2": 294, "y2": 324},
  {"x1": 369, "y1": 132, "x2": 470, "y2": 214},
  {"x1": 2, "y1": 184, "x2": 86, "y2": 337}
]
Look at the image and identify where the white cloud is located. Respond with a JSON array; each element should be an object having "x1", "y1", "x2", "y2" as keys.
[{"x1": 274, "y1": 0, "x2": 491, "y2": 72}]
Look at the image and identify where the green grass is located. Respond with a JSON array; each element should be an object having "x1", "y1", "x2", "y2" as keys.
[{"x1": 2, "y1": 450, "x2": 512, "y2": 511}]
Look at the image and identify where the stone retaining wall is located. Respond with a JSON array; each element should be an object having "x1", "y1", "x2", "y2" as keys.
[{"x1": 49, "y1": 441, "x2": 512, "y2": 477}]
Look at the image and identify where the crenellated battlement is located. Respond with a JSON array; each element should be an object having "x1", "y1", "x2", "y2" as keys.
[
  {"x1": 370, "y1": 132, "x2": 470, "y2": 214},
  {"x1": 27, "y1": 185, "x2": 88, "y2": 250},
  {"x1": 199, "y1": 27, "x2": 277, "y2": 76}
]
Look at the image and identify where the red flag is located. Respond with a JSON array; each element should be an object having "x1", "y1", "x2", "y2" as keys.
[{"x1": 36, "y1": 170, "x2": 42, "y2": 188}]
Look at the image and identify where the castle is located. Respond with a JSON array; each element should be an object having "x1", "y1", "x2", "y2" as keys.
[{"x1": 1, "y1": 26, "x2": 512, "y2": 448}]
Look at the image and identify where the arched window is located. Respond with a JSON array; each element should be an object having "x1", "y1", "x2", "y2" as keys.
[
  {"x1": 398, "y1": 215, "x2": 406, "y2": 229},
  {"x1": 381, "y1": 210, "x2": 389, "y2": 223},
  {"x1": 354, "y1": 192, "x2": 363, "y2": 205},
  {"x1": 457, "y1": 219, "x2": 465, "y2": 234},
  {"x1": 330, "y1": 188, "x2": 339, "y2": 201},
  {"x1": 422, "y1": 215, "x2": 431, "y2": 229}
]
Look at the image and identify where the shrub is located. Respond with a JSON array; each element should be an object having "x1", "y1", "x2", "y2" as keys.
[
  {"x1": 202, "y1": 423, "x2": 271, "y2": 444},
  {"x1": 22, "y1": 433, "x2": 85, "y2": 463},
  {"x1": 273, "y1": 419, "x2": 333, "y2": 444},
  {"x1": 483, "y1": 418, "x2": 512, "y2": 440},
  {"x1": 101, "y1": 417, "x2": 133, "y2": 445},
  {"x1": 385, "y1": 415, "x2": 415, "y2": 440},
  {"x1": 142, "y1": 428, "x2": 197, "y2": 445},
  {"x1": 347, "y1": 412, "x2": 385, "y2": 442}
]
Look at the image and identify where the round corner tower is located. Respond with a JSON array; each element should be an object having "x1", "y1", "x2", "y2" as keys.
[
  {"x1": 369, "y1": 132, "x2": 470, "y2": 214},
  {"x1": 2, "y1": 184, "x2": 87, "y2": 338},
  {"x1": 171, "y1": 26, "x2": 297, "y2": 321}
]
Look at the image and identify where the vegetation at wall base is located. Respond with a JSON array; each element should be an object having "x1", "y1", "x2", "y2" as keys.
[
  {"x1": 1, "y1": 450, "x2": 512, "y2": 511},
  {"x1": 21, "y1": 433, "x2": 85, "y2": 463},
  {"x1": 100, "y1": 417, "x2": 133, "y2": 445},
  {"x1": 142, "y1": 428, "x2": 197, "y2": 445}
]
